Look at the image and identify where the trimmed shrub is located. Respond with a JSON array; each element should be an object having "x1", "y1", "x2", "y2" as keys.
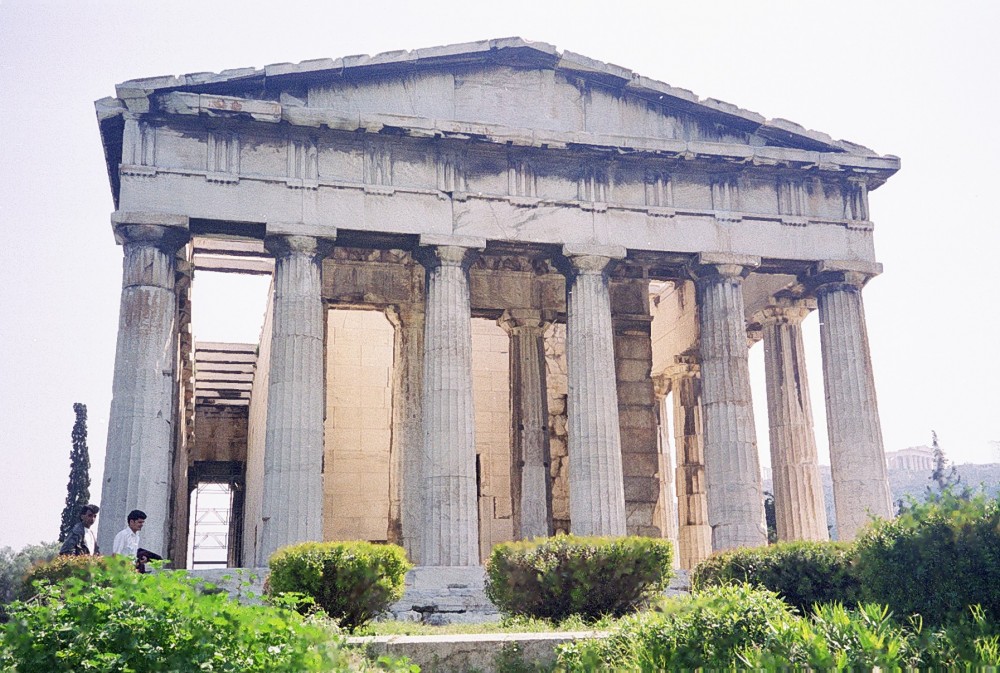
[
  {"x1": 855, "y1": 489, "x2": 1000, "y2": 626},
  {"x1": 19, "y1": 553, "x2": 108, "y2": 600},
  {"x1": 556, "y1": 584, "x2": 795, "y2": 670},
  {"x1": 485, "y1": 535, "x2": 673, "y2": 621},
  {"x1": 0, "y1": 556, "x2": 351, "y2": 672},
  {"x1": 268, "y1": 541, "x2": 411, "y2": 631},
  {"x1": 692, "y1": 540, "x2": 860, "y2": 613}
]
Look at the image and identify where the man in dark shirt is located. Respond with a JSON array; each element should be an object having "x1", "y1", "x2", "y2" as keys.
[{"x1": 59, "y1": 504, "x2": 100, "y2": 556}]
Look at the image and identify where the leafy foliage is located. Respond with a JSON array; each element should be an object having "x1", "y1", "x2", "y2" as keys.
[
  {"x1": 19, "y1": 553, "x2": 107, "y2": 600},
  {"x1": 692, "y1": 540, "x2": 860, "y2": 613},
  {"x1": 485, "y1": 535, "x2": 673, "y2": 622},
  {"x1": 59, "y1": 403, "x2": 91, "y2": 543},
  {"x1": 268, "y1": 541, "x2": 411, "y2": 631},
  {"x1": 0, "y1": 556, "x2": 355, "y2": 672},
  {"x1": 557, "y1": 586, "x2": 1000, "y2": 670},
  {"x1": 0, "y1": 541, "x2": 59, "y2": 621},
  {"x1": 855, "y1": 488, "x2": 1000, "y2": 626},
  {"x1": 556, "y1": 584, "x2": 793, "y2": 670}
]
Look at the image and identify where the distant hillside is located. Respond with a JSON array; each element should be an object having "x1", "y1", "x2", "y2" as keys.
[{"x1": 764, "y1": 463, "x2": 1000, "y2": 540}]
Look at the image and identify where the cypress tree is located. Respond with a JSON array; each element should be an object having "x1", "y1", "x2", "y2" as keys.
[{"x1": 58, "y1": 403, "x2": 91, "y2": 543}]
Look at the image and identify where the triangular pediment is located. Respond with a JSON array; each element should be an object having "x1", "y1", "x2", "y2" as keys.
[{"x1": 103, "y1": 38, "x2": 886, "y2": 158}]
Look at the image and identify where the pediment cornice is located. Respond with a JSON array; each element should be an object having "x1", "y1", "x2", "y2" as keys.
[{"x1": 100, "y1": 38, "x2": 896, "y2": 163}]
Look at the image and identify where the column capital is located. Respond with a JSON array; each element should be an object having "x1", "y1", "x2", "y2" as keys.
[
  {"x1": 652, "y1": 372, "x2": 671, "y2": 399},
  {"x1": 664, "y1": 352, "x2": 700, "y2": 380},
  {"x1": 264, "y1": 233, "x2": 335, "y2": 260},
  {"x1": 415, "y1": 235, "x2": 485, "y2": 270},
  {"x1": 560, "y1": 243, "x2": 626, "y2": 276},
  {"x1": 805, "y1": 260, "x2": 882, "y2": 295},
  {"x1": 688, "y1": 252, "x2": 760, "y2": 283},
  {"x1": 498, "y1": 308, "x2": 554, "y2": 335},
  {"x1": 753, "y1": 297, "x2": 817, "y2": 326},
  {"x1": 111, "y1": 211, "x2": 189, "y2": 252}
]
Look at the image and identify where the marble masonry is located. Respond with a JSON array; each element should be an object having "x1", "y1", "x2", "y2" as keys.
[{"x1": 94, "y1": 39, "x2": 897, "y2": 573}]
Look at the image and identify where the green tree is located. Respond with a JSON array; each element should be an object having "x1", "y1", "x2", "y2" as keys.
[
  {"x1": 0, "y1": 541, "x2": 59, "y2": 621},
  {"x1": 58, "y1": 403, "x2": 91, "y2": 543},
  {"x1": 929, "y1": 430, "x2": 961, "y2": 493}
]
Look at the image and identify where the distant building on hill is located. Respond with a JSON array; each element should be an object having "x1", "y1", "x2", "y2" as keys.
[{"x1": 885, "y1": 446, "x2": 934, "y2": 471}]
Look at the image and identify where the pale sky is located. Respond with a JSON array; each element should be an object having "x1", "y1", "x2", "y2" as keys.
[{"x1": 2, "y1": 0, "x2": 998, "y2": 551}]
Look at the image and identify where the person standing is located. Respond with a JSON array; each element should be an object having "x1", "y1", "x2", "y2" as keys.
[
  {"x1": 112, "y1": 509, "x2": 146, "y2": 558},
  {"x1": 59, "y1": 504, "x2": 100, "y2": 556}
]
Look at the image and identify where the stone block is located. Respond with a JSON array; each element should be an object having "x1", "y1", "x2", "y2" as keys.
[
  {"x1": 615, "y1": 357, "x2": 651, "y2": 382},
  {"x1": 617, "y1": 381, "x2": 655, "y2": 406},
  {"x1": 622, "y1": 452, "x2": 659, "y2": 477},
  {"x1": 624, "y1": 476, "x2": 659, "y2": 503}
]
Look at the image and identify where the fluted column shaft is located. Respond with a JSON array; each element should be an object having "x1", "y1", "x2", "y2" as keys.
[
  {"x1": 99, "y1": 216, "x2": 188, "y2": 556},
  {"x1": 500, "y1": 310, "x2": 554, "y2": 540},
  {"x1": 757, "y1": 300, "x2": 829, "y2": 541},
  {"x1": 666, "y1": 359, "x2": 712, "y2": 569},
  {"x1": 816, "y1": 275, "x2": 892, "y2": 540},
  {"x1": 652, "y1": 375, "x2": 679, "y2": 567},
  {"x1": 387, "y1": 304, "x2": 425, "y2": 562},
  {"x1": 420, "y1": 245, "x2": 480, "y2": 566},
  {"x1": 565, "y1": 253, "x2": 626, "y2": 535},
  {"x1": 694, "y1": 261, "x2": 767, "y2": 551},
  {"x1": 258, "y1": 234, "x2": 329, "y2": 564}
]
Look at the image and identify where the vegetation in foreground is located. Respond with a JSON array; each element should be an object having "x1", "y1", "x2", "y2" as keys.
[
  {"x1": 0, "y1": 556, "x2": 412, "y2": 672},
  {"x1": 556, "y1": 585, "x2": 1000, "y2": 670}
]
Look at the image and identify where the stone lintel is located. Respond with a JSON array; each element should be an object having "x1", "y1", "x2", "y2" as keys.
[
  {"x1": 266, "y1": 221, "x2": 337, "y2": 239},
  {"x1": 419, "y1": 234, "x2": 487, "y2": 250},
  {"x1": 562, "y1": 243, "x2": 627, "y2": 260}
]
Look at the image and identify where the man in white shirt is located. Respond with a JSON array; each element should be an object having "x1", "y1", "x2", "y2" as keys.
[{"x1": 112, "y1": 509, "x2": 146, "y2": 558}]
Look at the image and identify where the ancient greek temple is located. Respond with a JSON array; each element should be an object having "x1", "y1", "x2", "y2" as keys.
[{"x1": 94, "y1": 39, "x2": 897, "y2": 573}]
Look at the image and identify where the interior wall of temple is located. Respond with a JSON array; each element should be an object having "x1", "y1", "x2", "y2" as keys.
[
  {"x1": 650, "y1": 280, "x2": 698, "y2": 375},
  {"x1": 323, "y1": 308, "x2": 395, "y2": 542},
  {"x1": 472, "y1": 318, "x2": 514, "y2": 561},
  {"x1": 544, "y1": 323, "x2": 570, "y2": 534},
  {"x1": 242, "y1": 281, "x2": 274, "y2": 567}
]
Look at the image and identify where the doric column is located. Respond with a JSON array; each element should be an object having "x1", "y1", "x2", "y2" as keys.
[
  {"x1": 257, "y1": 231, "x2": 332, "y2": 564},
  {"x1": 386, "y1": 302, "x2": 424, "y2": 562},
  {"x1": 755, "y1": 298, "x2": 829, "y2": 541},
  {"x1": 691, "y1": 254, "x2": 767, "y2": 551},
  {"x1": 499, "y1": 309, "x2": 554, "y2": 540},
  {"x1": 562, "y1": 244, "x2": 627, "y2": 536},
  {"x1": 811, "y1": 263, "x2": 892, "y2": 540},
  {"x1": 652, "y1": 374, "x2": 680, "y2": 567},
  {"x1": 664, "y1": 356, "x2": 712, "y2": 569},
  {"x1": 99, "y1": 212, "x2": 189, "y2": 556},
  {"x1": 417, "y1": 236, "x2": 483, "y2": 566}
]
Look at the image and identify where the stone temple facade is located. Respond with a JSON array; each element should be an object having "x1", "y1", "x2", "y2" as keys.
[{"x1": 94, "y1": 39, "x2": 897, "y2": 573}]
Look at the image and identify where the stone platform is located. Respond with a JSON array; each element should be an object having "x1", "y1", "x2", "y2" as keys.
[{"x1": 187, "y1": 565, "x2": 691, "y2": 624}]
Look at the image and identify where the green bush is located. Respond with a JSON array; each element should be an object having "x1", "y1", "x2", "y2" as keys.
[
  {"x1": 0, "y1": 556, "x2": 352, "y2": 672},
  {"x1": 556, "y1": 584, "x2": 794, "y2": 670},
  {"x1": 855, "y1": 489, "x2": 1000, "y2": 626},
  {"x1": 692, "y1": 540, "x2": 860, "y2": 613},
  {"x1": 268, "y1": 541, "x2": 411, "y2": 631},
  {"x1": 485, "y1": 535, "x2": 673, "y2": 621},
  {"x1": 19, "y1": 553, "x2": 108, "y2": 600},
  {"x1": 742, "y1": 602, "x2": 917, "y2": 669}
]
